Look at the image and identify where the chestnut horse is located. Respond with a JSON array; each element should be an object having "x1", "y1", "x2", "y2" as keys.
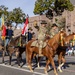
[
  {"x1": 57, "y1": 33, "x2": 75, "y2": 72},
  {"x1": 26, "y1": 31, "x2": 66, "y2": 75}
]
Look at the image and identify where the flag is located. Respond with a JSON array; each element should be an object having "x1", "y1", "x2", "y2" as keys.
[
  {"x1": 22, "y1": 18, "x2": 28, "y2": 35},
  {"x1": 1, "y1": 14, "x2": 6, "y2": 40},
  {"x1": 0, "y1": 18, "x2": 1, "y2": 27},
  {"x1": 1, "y1": 14, "x2": 4, "y2": 26}
]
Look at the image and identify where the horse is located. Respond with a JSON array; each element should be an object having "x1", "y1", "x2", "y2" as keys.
[
  {"x1": 26, "y1": 31, "x2": 66, "y2": 75},
  {"x1": 2, "y1": 35, "x2": 26, "y2": 67},
  {"x1": 0, "y1": 37, "x2": 6, "y2": 64},
  {"x1": 56, "y1": 33, "x2": 75, "y2": 72},
  {"x1": 35, "y1": 32, "x2": 75, "y2": 73}
]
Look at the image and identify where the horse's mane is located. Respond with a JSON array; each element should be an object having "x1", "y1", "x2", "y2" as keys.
[
  {"x1": 48, "y1": 31, "x2": 66, "y2": 46},
  {"x1": 11, "y1": 35, "x2": 21, "y2": 41}
]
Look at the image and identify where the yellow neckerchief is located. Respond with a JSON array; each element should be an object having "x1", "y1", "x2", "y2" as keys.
[
  {"x1": 60, "y1": 33, "x2": 64, "y2": 46},
  {"x1": 72, "y1": 34, "x2": 75, "y2": 46}
]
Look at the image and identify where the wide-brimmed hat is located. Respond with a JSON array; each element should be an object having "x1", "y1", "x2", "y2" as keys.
[
  {"x1": 28, "y1": 27, "x2": 33, "y2": 31},
  {"x1": 41, "y1": 20, "x2": 47, "y2": 24},
  {"x1": 51, "y1": 23, "x2": 58, "y2": 27},
  {"x1": 7, "y1": 25, "x2": 12, "y2": 27}
]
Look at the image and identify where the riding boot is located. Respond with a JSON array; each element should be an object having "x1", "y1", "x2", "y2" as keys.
[{"x1": 39, "y1": 48, "x2": 43, "y2": 56}]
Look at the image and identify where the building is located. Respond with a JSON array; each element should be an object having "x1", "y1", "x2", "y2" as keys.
[
  {"x1": 29, "y1": 0, "x2": 75, "y2": 35},
  {"x1": 66, "y1": 0, "x2": 75, "y2": 35}
]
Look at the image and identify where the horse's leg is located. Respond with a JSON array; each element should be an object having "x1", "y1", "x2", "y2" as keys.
[
  {"x1": 57, "y1": 53, "x2": 63, "y2": 72},
  {"x1": 27, "y1": 53, "x2": 33, "y2": 72},
  {"x1": 45, "y1": 59, "x2": 51, "y2": 74},
  {"x1": 9, "y1": 53, "x2": 12, "y2": 65},
  {"x1": 34, "y1": 56, "x2": 38, "y2": 66},
  {"x1": 61, "y1": 56, "x2": 66, "y2": 68},
  {"x1": 58, "y1": 52, "x2": 66, "y2": 72},
  {"x1": 37, "y1": 56, "x2": 41, "y2": 68},
  {"x1": 2, "y1": 50, "x2": 5, "y2": 64},
  {"x1": 50, "y1": 57, "x2": 58, "y2": 75},
  {"x1": 16, "y1": 51, "x2": 21, "y2": 67}
]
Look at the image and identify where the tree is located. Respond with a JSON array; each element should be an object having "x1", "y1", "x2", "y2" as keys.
[
  {"x1": 7, "y1": 7, "x2": 26, "y2": 27},
  {"x1": 34, "y1": 0, "x2": 74, "y2": 16},
  {"x1": 0, "y1": 5, "x2": 26, "y2": 28},
  {"x1": 0, "y1": 5, "x2": 8, "y2": 19}
]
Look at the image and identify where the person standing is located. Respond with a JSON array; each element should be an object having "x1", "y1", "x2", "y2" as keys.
[{"x1": 5, "y1": 25, "x2": 13, "y2": 47}]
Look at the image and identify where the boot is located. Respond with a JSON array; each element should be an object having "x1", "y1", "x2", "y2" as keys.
[{"x1": 39, "y1": 48, "x2": 43, "y2": 56}]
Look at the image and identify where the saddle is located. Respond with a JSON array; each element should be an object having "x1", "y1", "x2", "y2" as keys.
[{"x1": 31, "y1": 40, "x2": 47, "y2": 48}]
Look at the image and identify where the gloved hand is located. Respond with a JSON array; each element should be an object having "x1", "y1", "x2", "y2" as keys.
[{"x1": 12, "y1": 36, "x2": 14, "y2": 38}]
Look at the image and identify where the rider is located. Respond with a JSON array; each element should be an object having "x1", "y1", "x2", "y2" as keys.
[
  {"x1": 50, "y1": 23, "x2": 59, "y2": 38},
  {"x1": 28, "y1": 27, "x2": 33, "y2": 41},
  {"x1": 37, "y1": 20, "x2": 47, "y2": 56},
  {"x1": 5, "y1": 25, "x2": 13, "y2": 47}
]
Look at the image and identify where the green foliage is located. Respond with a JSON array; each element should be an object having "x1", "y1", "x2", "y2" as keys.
[
  {"x1": 8, "y1": 7, "x2": 26, "y2": 25},
  {"x1": 0, "y1": 5, "x2": 26, "y2": 27},
  {"x1": 34, "y1": 0, "x2": 54, "y2": 15},
  {"x1": 34, "y1": 0, "x2": 74, "y2": 16}
]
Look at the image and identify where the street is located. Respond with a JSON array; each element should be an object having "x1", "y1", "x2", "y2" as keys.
[{"x1": 0, "y1": 53, "x2": 75, "y2": 75}]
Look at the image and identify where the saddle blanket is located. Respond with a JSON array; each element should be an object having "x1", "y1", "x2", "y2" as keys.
[{"x1": 31, "y1": 40, "x2": 47, "y2": 48}]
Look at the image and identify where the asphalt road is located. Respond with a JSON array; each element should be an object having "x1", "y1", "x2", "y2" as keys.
[{"x1": 0, "y1": 53, "x2": 75, "y2": 75}]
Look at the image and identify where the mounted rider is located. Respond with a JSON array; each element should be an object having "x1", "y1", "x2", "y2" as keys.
[
  {"x1": 50, "y1": 23, "x2": 59, "y2": 38},
  {"x1": 37, "y1": 20, "x2": 47, "y2": 56}
]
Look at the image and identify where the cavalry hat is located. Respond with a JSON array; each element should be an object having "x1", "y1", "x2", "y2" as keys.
[
  {"x1": 41, "y1": 20, "x2": 47, "y2": 24},
  {"x1": 52, "y1": 23, "x2": 58, "y2": 27},
  {"x1": 28, "y1": 27, "x2": 33, "y2": 31}
]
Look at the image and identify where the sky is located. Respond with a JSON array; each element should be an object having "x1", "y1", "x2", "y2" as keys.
[{"x1": 0, "y1": 0, "x2": 36, "y2": 17}]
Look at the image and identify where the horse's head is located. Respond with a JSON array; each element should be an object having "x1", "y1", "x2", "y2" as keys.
[{"x1": 64, "y1": 33, "x2": 75, "y2": 46}]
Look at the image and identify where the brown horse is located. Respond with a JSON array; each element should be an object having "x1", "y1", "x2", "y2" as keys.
[
  {"x1": 26, "y1": 31, "x2": 66, "y2": 75},
  {"x1": 0, "y1": 38, "x2": 5, "y2": 64},
  {"x1": 57, "y1": 33, "x2": 75, "y2": 72},
  {"x1": 2, "y1": 35, "x2": 26, "y2": 67}
]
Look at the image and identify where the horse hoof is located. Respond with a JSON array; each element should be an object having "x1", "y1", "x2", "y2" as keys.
[
  {"x1": 48, "y1": 66, "x2": 51, "y2": 70},
  {"x1": 57, "y1": 67, "x2": 63, "y2": 73},
  {"x1": 37, "y1": 63, "x2": 40, "y2": 68},
  {"x1": 38, "y1": 65, "x2": 40, "y2": 68},
  {"x1": 55, "y1": 73, "x2": 58, "y2": 75},
  {"x1": 54, "y1": 72, "x2": 58, "y2": 75},
  {"x1": 30, "y1": 70, "x2": 33, "y2": 72},
  {"x1": 18, "y1": 66, "x2": 21, "y2": 68},
  {"x1": 45, "y1": 70, "x2": 48, "y2": 74}
]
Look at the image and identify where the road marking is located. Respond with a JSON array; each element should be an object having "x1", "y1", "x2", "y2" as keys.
[
  {"x1": 0, "y1": 64, "x2": 46, "y2": 75},
  {"x1": 23, "y1": 65, "x2": 45, "y2": 69}
]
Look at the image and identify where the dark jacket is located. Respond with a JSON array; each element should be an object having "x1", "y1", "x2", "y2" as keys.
[
  {"x1": 6, "y1": 29, "x2": 13, "y2": 39},
  {"x1": 28, "y1": 32, "x2": 32, "y2": 41}
]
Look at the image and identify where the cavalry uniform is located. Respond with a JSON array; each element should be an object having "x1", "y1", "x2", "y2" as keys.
[
  {"x1": 50, "y1": 24, "x2": 59, "y2": 38},
  {"x1": 50, "y1": 28, "x2": 58, "y2": 38},
  {"x1": 31, "y1": 21, "x2": 47, "y2": 56},
  {"x1": 37, "y1": 21, "x2": 47, "y2": 56}
]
